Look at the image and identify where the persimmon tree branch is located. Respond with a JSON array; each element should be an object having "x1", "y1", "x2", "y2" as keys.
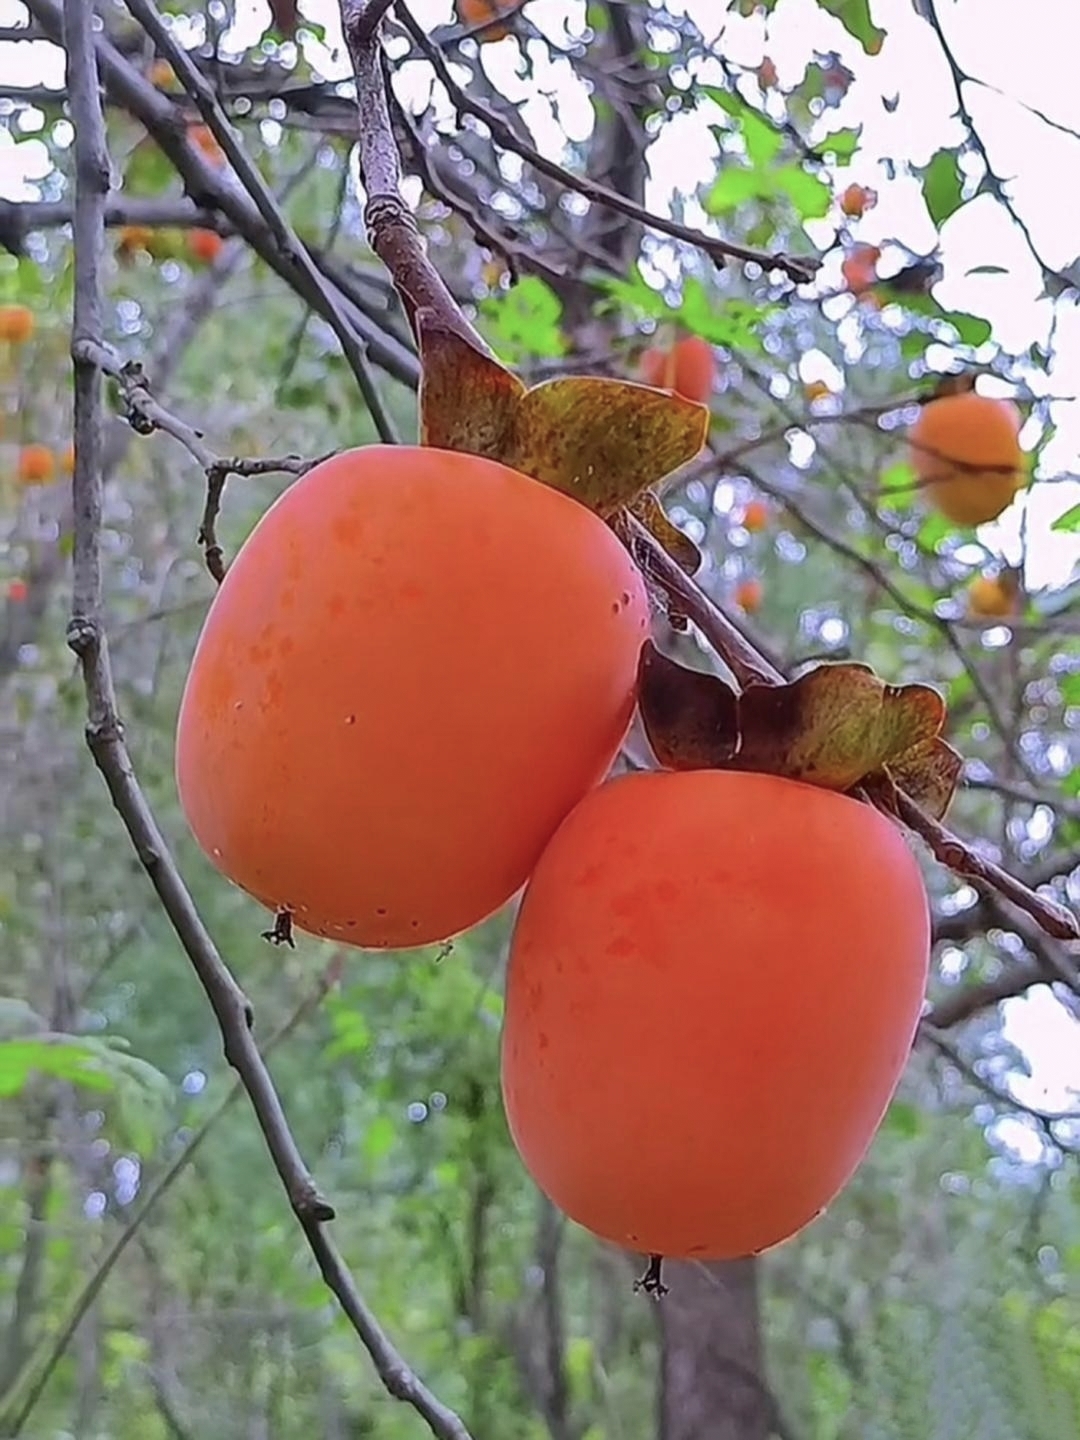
[
  {"x1": 393, "y1": 2, "x2": 819, "y2": 285},
  {"x1": 59, "y1": 11, "x2": 472, "y2": 1440},
  {"x1": 78, "y1": 336, "x2": 327, "y2": 580},
  {"x1": 19, "y1": 0, "x2": 419, "y2": 390},
  {"x1": 120, "y1": 0, "x2": 398, "y2": 443}
]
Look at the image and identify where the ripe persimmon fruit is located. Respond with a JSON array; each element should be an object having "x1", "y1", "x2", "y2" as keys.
[
  {"x1": 839, "y1": 183, "x2": 876, "y2": 219},
  {"x1": 0, "y1": 304, "x2": 34, "y2": 345},
  {"x1": 7, "y1": 579, "x2": 28, "y2": 603},
  {"x1": 734, "y1": 577, "x2": 763, "y2": 613},
  {"x1": 456, "y1": 0, "x2": 514, "y2": 40},
  {"x1": 18, "y1": 444, "x2": 55, "y2": 486},
  {"x1": 189, "y1": 124, "x2": 226, "y2": 166},
  {"x1": 909, "y1": 391, "x2": 1024, "y2": 527},
  {"x1": 176, "y1": 445, "x2": 649, "y2": 949},
  {"x1": 741, "y1": 499, "x2": 770, "y2": 533},
  {"x1": 841, "y1": 244, "x2": 880, "y2": 297},
  {"x1": 966, "y1": 573, "x2": 1016, "y2": 620},
  {"x1": 639, "y1": 335, "x2": 715, "y2": 406},
  {"x1": 501, "y1": 769, "x2": 930, "y2": 1260},
  {"x1": 187, "y1": 229, "x2": 224, "y2": 264}
]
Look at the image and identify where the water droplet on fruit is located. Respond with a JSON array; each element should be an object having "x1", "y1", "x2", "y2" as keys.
[{"x1": 345, "y1": 714, "x2": 356, "y2": 725}]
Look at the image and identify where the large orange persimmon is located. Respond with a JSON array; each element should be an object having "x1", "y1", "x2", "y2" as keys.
[
  {"x1": 176, "y1": 446, "x2": 649, "y2": 949},
  {"x1": 501, "y1": 769, "x2": 930, "y2": 1260},
  {"x1": 639, "y1": 336, "x2": 715, "y2": 406},
  {"x1": 909, "y1": 390, "x2": 1024, "y2": 527}
]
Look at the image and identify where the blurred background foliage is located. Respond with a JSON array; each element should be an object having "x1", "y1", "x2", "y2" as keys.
[{"x1": 2, "y1": 0, "x2": 1080, "y2": 1437}]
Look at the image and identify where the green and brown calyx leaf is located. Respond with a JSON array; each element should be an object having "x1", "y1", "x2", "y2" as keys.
[
  {"x1": 637, "y1": 641, "x2": 961, "y2": 820},
  {"x1": 417, "y1": 311, "x2": 707, "y2": 565}
]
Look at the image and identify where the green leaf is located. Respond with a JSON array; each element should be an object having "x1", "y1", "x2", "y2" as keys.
[
  {"x1": 1058, "y1": 673, "x2": 1080, "y2": 706},
  {"x1": 884, "y1": 1100, "x2": 922, "y2": 1138},
  {"x1": 478, "y1": 276, "x2": 568, "y2": 364},
  {"x1": 936, "y1": 307, "x2": 992, "y2": 347},
  {"x1": 816, "y1": 0, "x2": 886, "y2": 54},
  {"x1": 743, "y1": 110, "x2": 784, "y2": 168},
  {"x1": 922, "y1": 148, "x2": 964, "y2": 228},
  {"x1": 880, "y1": 461, "x2": 917, "y2": 496},
  {"x1": 1052, "y1": 502, "x2": 1080, "y2": 534},
  {"x1": 679, "y1": 282, "x2": 773, "y2": 351},
  {"x1": 0, "y1": 1038, "x2": 115, "y2": 1097},
  {"x1": 774, "y1": 166, "x2": 832, "y2": 220},
  {"x1": 363, "y1": 1113, "x2": 397, "y2": 1165},
  {"x1": 703, "y1": 166, "x2": 767, "y2": 215},
  {"x1": 814, "y1": 126, "x2": 861, "y2": 163}
]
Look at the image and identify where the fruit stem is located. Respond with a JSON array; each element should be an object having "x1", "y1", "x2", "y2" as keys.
[{"x1": 634, "y1": 1254, "x2": 669, "y2": 1300}]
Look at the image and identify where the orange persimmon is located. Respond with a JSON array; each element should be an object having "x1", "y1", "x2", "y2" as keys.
[
  {"x1": 18, "y1": 444, "x2": 55, "y2": 486},
  {"x1": 909, "y1": 391, "x2": 1024, "y2": 527},
  {"x1": 187, "y1": 228, "x2": 224, "y2": 264},
  {"x1": 741, "y1": 499, "x2": 770, "y2": 533},
  {"x1": 175, "y1": 445, "x2": 649, "y2": 949},
  {"x1": 456, "y1": 0, "x2": 515, "y2": 40},
  {"x1": 639, "y1": 335, "x2": 716, "y2": 406},
  {"x1": 841, "y1": 244, "x2": 880, "y2": 297},
  {"x1": 501, "y1": 770, "x2": 930, "y2": 1260},
  {"x1": 839, "y1": 183, "x2": 876, "y2": 219},
  {"x1": 0, "y1": 305, "x2": 34, "y2": 345},
  {"x1": 734, "y1": 578, "x2": 763, "y2": 613}
]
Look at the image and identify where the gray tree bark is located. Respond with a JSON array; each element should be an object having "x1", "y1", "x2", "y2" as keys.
[{"x1": 658, "y1": 1259, "x2": 785, "y2": 1440}]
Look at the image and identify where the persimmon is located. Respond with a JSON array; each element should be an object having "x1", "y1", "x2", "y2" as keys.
[
  {"x1": 7, "y1": 579, "x2": 27, "y2": 603},
  {"x1": 456, "y1": 0, "x2": 514, "y2": 41},
  {"x1": 189, "y1": 124, "x2": 226, "y2": 166},
  {"x1": 841, "y1": 244, "x2": 880, "y2": 297},
  {"x1": 741, "y1": 499, "x2": 769, "y2": 533},
  {"x1": 501, "y1": 769, "x2": 930, "y2": 1260},
  {"x1": 909, "y1": 391, "x2": 1024, "y2": 527},
  {"x1": 176, "y1": 445, "x2": 649, "y2": 949},
  {"x1": 967, "y1": 573, "x2": 1016, "y2": 620},
  {"x1": 0, "y1": 305, "x2": 34, "y2": 345},
  {"x1": 734, "y1": 578, "x2": 763, "y2": 613},
  {"x1": 18, "y1": 445, "x2": 55, "y2": 486},
  {"x1": 639, "y1": 336, "x2": 715, "y2": 406},
  {"x1": 187, "y1": 228, "x2": 224, "y2": 264},
  {"x1": 149, "y1": 59, "x2": 176, "y2": 88},
  {"x1": 117, "y1": 225, "x2": 153, "y2": 257},
  {"x1": 839, "y1": 183, "x2": 876, "y2": 219}
]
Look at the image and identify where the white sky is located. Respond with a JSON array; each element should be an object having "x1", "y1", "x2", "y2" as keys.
[{"x1": 1, "y1": 0, "x2": 1079, "y2": 1152}]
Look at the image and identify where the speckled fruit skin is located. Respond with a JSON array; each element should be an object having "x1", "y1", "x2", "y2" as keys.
[
  {"x1": 501, "y1": 769, "x2": 930, "y2": 1260},
  {"x1": 175, "y1": 445, "x2": 649, "y2": 949}
]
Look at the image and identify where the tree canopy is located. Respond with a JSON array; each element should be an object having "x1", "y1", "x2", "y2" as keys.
[{"x1": 2, "y1": 2, "x2": 1080, "y2": 1438}]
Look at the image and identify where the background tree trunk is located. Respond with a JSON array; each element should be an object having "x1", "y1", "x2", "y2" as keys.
[{"x1": 658, "y1": 1259, "x2": 782, "y2": 1440}]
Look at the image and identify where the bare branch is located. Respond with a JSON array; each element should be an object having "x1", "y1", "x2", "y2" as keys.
[
  {"x1": 395, "y1": 3, "x2": 819, "y2": 286},
  {"x1": 120, "y1": 0, "x2": 398, "y2": 442},
  {"x1": 58, "y1": 12, "x2": 472, "y2": 1440}
]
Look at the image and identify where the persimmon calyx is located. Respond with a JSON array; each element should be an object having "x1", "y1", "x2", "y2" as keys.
[
  {"x1": 637, "y1": 641, "x2": 960, "y2": 819},
  {"x1": 417, "y1": 310, "x2": 709, "y2": 519}
]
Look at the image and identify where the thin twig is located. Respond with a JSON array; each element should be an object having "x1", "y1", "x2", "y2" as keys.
[
  {"x1": 120, "y1": 0, "x2": 399, "y2": 443},
  {"x1": 396, "y1": 2, "x2": 819, "y2": 285},
  {"x1": 60, "y1": 14, "x2": 472, "y2": 1440}
]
